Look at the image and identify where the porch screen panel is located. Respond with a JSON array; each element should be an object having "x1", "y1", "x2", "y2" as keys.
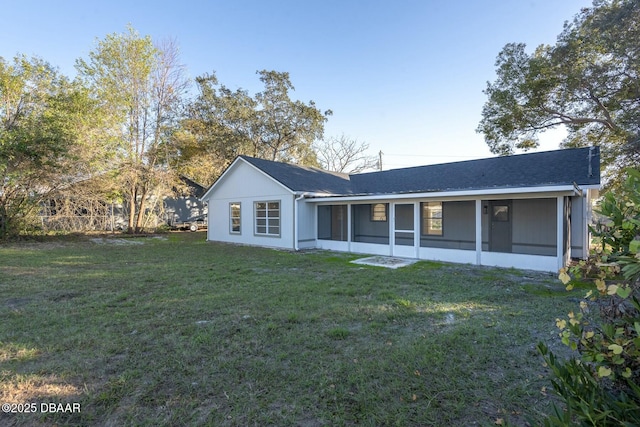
[
  {"x1": 318, "y1": 206, "x2": 331, "y2": 240},
  {"x1": 511, "y1": 198, "x2": 556, "y2": 256},
  {"x1": 352, "y1": 204, "x2": 389, "y2": 244},
  {"x1": 317, "y1": 205, "x2": 347, "y2": 241},
  {"x1": 420, "y1": 201, "x2": 475, "y2": 250}
]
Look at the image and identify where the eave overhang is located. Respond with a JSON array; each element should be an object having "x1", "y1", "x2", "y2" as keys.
[{"x1": 302, "y1": 184, "x2": 600, "y2": 204}]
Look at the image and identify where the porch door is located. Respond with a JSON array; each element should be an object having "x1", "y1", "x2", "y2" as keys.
[
  {"x1": 393, "y1": 203, "x2": 415, "y2": 256},
  {"x1": 489, "y1": 201, "x2": 512, "y2": 253}
]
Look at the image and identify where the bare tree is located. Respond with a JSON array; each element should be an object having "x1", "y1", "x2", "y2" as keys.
[
  {"x1": 315, "y1": 134, "x2": 378, "y2": 173},
  {"x1": 77, "y1": 28, "x2": 189, "y2": 233}
]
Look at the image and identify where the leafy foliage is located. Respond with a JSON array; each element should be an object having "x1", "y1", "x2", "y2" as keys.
[
  {"x1": 76, "y1": 27, "x2": 189, "y2": 232},
  {"x1": 170, "y1": 70, "x2": 331, "y2": 186},
  {"x1": 478, "y1": 0, "x2": 640, "y2": 187},
  {"x1": 539, "y1": 168, "x2": 640, "y2": 425},
  {"x1": 0, "y1": 55, "x2": 89, "y2": 239}
]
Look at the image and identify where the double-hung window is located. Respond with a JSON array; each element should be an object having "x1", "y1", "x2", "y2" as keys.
[
  {"x1": 255, "y1": 201, "x2": 280, "y2": 236},
  {"x1": 371, "y1": 203, "x2": 387, "y2": 221},
  {"x1": 422, "y1": 202, "x2": 443, "y2": 236},
  {"x1": 230, "y1": 202, "x2": 241, "y2": 234}
]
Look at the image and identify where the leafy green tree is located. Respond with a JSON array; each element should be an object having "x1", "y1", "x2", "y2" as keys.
[
  {"x1": 77, "y1": 27, "x2": 188, "y2": 232},
  {"x1": 477, "y1": 0, "x2": 639, "y2": 187},
  {"x1": 171, "y1": 70, "x2": 331, "y2": 186},
  {"x1": 253, "y1": 70, "x2": 330, "y2": 163},
  {"x1": 0, "y1": 55, "x2": 88, "y2": 238}
]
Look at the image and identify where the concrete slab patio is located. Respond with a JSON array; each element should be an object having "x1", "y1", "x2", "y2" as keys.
[{"x1": 350, "y1": 256, "x2": 418, "y2": 269}]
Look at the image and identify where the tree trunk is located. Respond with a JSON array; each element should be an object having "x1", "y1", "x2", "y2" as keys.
[
  {"x1": 135, "y1": 187, "x2": 148, "y2": 233},
  {"x1": 128, "y1": 184, "x2": 137, "y2": 234}
]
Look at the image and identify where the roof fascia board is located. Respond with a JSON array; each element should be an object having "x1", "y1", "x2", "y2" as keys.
[{"x1": 305, "y1": 185, "x2": 579, "y2": 203}]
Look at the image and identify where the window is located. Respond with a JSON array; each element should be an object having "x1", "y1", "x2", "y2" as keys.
[
  {"x1": 422, "y1": 202, "x2": 442, "y2": 235},
  {"x1": 492, "y1": 205, "x2": 509, "y2": 222},
  {"x1": 371, "y1": 203, "x2": 387, "y2": 221},
  {"x1": 255, "y1": 201, "x2": 280, "y2": 236},
  {"x1": 230, "y1": 202, "x2": 241, "y2": 234}
]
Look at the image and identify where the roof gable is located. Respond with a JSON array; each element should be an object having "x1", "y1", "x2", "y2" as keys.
[
  {"x1": 200, "y1": 156, "x2": 295, "y2": 201},
  {"x1": 239, "y1": 156, "x2": 354, "y2": 194}
]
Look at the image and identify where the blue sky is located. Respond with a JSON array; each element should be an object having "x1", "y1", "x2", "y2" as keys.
[{"x1": 2, "y1": 0, "x2": 594, "y2": 169}]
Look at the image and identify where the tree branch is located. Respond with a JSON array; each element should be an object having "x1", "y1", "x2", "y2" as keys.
[{"x1": 540, "y1": 106, "x2": 616, "y2": 130}]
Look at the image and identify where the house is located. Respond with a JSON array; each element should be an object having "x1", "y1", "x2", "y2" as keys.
[
  {"x1": 164, "y1": 176, "x2": 208, "y2": 230},
  {"x1": 200, "y1": 147, "x2": 600, "y2": 272}
]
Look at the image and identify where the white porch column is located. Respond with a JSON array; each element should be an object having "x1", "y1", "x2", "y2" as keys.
[
  {"x1": 389, "y1": 202, "x2": 394, "y2": 256},
  {"x1": 414, "y1": 202, "x2": 420, "y2": 258},
  {"x1": 475, "y1": 199, "x2": 482, "y2": 266},
  {"x1": 556, "y1": 196, "x2": 564, "y2": 271},
  {"x1": 347, "y1": 203, "x2": 352, "y2": 253}
]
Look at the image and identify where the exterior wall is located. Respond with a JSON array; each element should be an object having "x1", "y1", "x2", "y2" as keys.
[
  {"x1": 569, "y1": 190, "x2": 599, "y2": 260},
  {"x1": 481, "y1": 252, "x2": 559, "y2": 272},
  {"x1": 296, "y1": 199, "x2": 316, "y2": 249},
  {"x1": 418, "y1": 247, "x2": 477, "y2": 264},
  {"x1": 351, "y1": 242, "x2": 392, "y2": 256},
  {"x1": 569, "y1": 189, "x2": 598, "y2": 260},
  {"x1": 570, "y1": 195, "x2": 585, "y2": 258},
  {"x1": 205, "y1": 161, "x2": 295, "y2": 249},
  {"x1": 316, "y1": 239, "x2": 350, "y2": 252}
]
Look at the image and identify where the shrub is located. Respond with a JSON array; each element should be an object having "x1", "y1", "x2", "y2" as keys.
[{"x1": 538, "y1": 169, "x2": 640, "y2": 426}]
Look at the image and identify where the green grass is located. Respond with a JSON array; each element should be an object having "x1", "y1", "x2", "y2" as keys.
[{"x1": 0, "y1": 232, "x2": 577, "y2": 426}]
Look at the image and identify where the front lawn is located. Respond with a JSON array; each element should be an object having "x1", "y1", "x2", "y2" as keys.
[{"x1": 0, "y1": 232, "x2": 576, "y2": 426}]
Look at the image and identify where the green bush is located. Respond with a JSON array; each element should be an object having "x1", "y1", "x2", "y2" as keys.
[{"x1": 538, "y1": 169, "x2": 640, "y2": 426}]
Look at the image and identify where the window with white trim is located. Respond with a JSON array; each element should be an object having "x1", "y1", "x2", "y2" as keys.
[
  {"x1": 255, "y1": 201, "x2": 280, "y2": 236},
  {"x1": 230, "y1": 202, "x2": 241, "y2": 234},
  {"x1": 371, "y1": 203, "x2": 387, "y2": 221},
  {"x1": 422, "y1": 202, "x2": 443, "y2": 236}
]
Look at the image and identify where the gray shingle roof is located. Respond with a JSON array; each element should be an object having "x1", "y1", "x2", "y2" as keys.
[
  {"x1": 240, "y1": 147, "x2": 600, "y2": 196},
  {"x1": 239, "y1": 156, "x2": 354, "y2": 194}
]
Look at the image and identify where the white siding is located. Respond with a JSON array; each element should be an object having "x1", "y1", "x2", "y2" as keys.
[
  {"x1": 204, "y1": 161, "x2": 295, "y2": 249},
  {"x1": 570, "y1": 195, "x2": 586, "y2": 258},
  {"x1": 297, "y1": 200, "x2": 316, "y2": 249}
]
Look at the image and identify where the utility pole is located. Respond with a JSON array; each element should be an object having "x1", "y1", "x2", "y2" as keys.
[{"x1": 378, "y1": 150, "x2": 383, "y2": 171}]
